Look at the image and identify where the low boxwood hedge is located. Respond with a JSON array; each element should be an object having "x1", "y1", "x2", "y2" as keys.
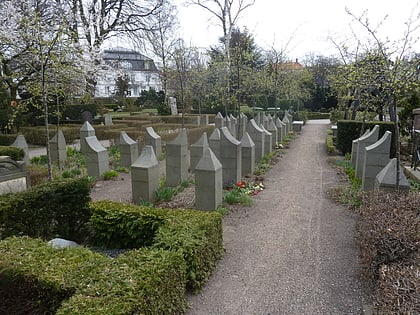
[
  {"x1": 0, "y1": 146, "x2": 25, "y2": 161},
  {"x1": 0, "y1": 177, "x2": 92, "y2": 243},
  {"x1": 0, "y1": 236, "x2": 187, "y2": 315},
  {"x1": 90, "y1": 200, "x2": 224, "y2": 293}
]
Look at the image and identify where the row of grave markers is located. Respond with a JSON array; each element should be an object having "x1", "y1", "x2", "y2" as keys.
[{"x1": 350, "y1": 125, "x2": 410, "y2": 191}]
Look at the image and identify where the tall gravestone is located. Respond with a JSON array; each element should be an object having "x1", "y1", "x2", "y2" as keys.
[
  {"x1": 282, "y1": 114, "x2": 290, "y2": 134},
  {"x1": 190, "y1": 132, "x2": 209, "y2": 172},
  {"x1": 237, "y1": 113, "x2": 248, "y2": 140},
  {"x1": 195, "y1": 147, "x2": 223, "y2": 211},
  {"x1": 145, "y1": 127, "x2": 162, "y2": 159},
  {"x1": 261, "y1": 112, "x2": 269, "y2": 129},
  {"x1": 214, "y1": 112, "x2": 224, "y2": 129},
  {"x1": 275, "y1": 117, "x2": 285, "y2": 143},
  {"x1": 84, "y1": 136, "x2": 109, "y2": 178},
  {"x1": 11, "y1": 134, "x2": 30, "y2": 165},
  {"x1": 119, "y1": 131, "x2": 138, "y2": 168},
  {"x1": 260, "y1": 125, "x2": 272, "y2": 155},
  {"x1": 209, "y1": 128, "x2": 221, "y2": 160},
  {"x1": 355, "y1": 125, "x2": 380, "y2": 178},
  {"x1": 80, "y1": 121, "x2": 95, "y2": 153},
  {"x1": 351, "y1": 129, "x2": 371, "y2": 167},
  {"x1": 220, "y1": 127, "x2": 242, "y2": 185},
  {"x1": 241, "y1": 132, "x2": 255, "y2": 177},
  {"x1": 266, "y1": 118, "x2": 278, "y2": 148},
  {"x1": 131, "y1": 145, "x2": 159, "y2": 203},
  {"x1": 104, "y1": 114, "x2": 113, "y2": 126},
  {"x1": 246, "y1": 119, "x2": 265, "y2": 163},
  {"x1": 255, "y1": 112, "x2": 261, "y2": 126},
  {"x1": 229, "y1": 115, "x2": 237, "y2": 139},
  {"x1": 362, "y1": 131, "x2": 392, "y2": 191},
  {"x1": 166, "y1": 128, "x2": 189, "y2": 187},
  {"x1": 374, "y1": 158, "x2": 410, "y2": 192},
  {"x1": 49, "y1": 129, "x2": 67, "y2": 165}
]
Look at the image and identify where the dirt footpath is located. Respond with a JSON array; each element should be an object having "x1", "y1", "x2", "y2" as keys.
[{"x1": 186, "y1": 120, "x2": 368, "y2": 315}]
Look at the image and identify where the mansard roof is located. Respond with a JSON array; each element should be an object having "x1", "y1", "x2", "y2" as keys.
[{"x1": 102, "y1": 47, "x2": 158, "y2": 72}]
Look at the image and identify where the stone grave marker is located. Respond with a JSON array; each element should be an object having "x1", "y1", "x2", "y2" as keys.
[
  {"x1": 49, "y1": 129, "x2": 67, "y2": 165},
  {"x1": 260, "y1": 125, "x2": 272, "y2": 155},
  {"x1": 241, "y1": 132, "x2": 255, "y2": 177},
  {"x1": 119, "y1": 131, "x2": 138, "y2": 168},
  {"x1": 131, "y1": 145, "x2": 159, "y2": 203},
  {"x1": 220, "y1": 127, "x2": 242, "y2": 185},
  {"x1": 209, "y1": 128, "x2": 221, "y2": 160},
  {"x1": 355, "y1": 125, "x2": 379, "y2": 178},
  {"x1": 0, "y1": 156, "x2": 29, "y2": 195},
  {"x1": 190, "y1": 132, "x2": 209, "y2": 172},
  {"x1": 215, "y1": 112, "x2": 224, "y2": 129},
  {"x1": 145, "y1": 127, "x2": 162, "y2": 159},
  {"x1": 374, "y1": 158, "x2": 410, "y2": 192},
  {"x1": 11, "y1": 134, "x2": 30, "y2": 165},
  {"x1": 80, "y1": 121, "x2": 96, "y2": 153},
  {"x1": 166, "y1": 128, "x2": 189, "y2": 187},
  {"x1": 246, "y1": 119, "x2": 265, "y2": 163},
  {"x1": 351, "y1": 129, "x2": 371, "y2": 167},
  {"x1": 84, "y1": 136, "x2": 109, "y2": 178}
]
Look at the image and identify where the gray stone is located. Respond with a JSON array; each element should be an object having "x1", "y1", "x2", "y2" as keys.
[
  {"x1": 166, "y1": 128, "x2": 189, "y2": 187},
  {"x1": 119, "y1": 131, "x2": 139, "y2": 168},
  {"x1": 261, "y1": 112, "x2": 269, "y2": 129},
  {"x1": 209, "y1": 128, "x2": 221, "y2": 160},
  {"x1": 236, "y1": 113, "x2": 248, "y2": 140},
  {"x1": 49, "y1": 129, "x2": 67, "y2": 165},
  {"x1": 275, "y1": 117, "x2": 285, "y2": 143},
  {"x1": 80, "y1": 121, "x2": 96, "y2": 153},
  {"x1": 255, "y1": 112, "x2": 261, "y2": 125},
  {"x1": 292, "y1": 121, "x2": 304, "y2": 132},
  {"x1": 260, "y1": 125, "x2": 272, "y2": 155},
  {"x1": 374, "y1": 158, "x2": 410, "y2": 192},
  {"x1": 355, "y1": 125, "x2": 380, "y2": 178},
  {"x1": 48, "y1": 238, "x2": 79, "y2": 249},
  {"x1": 241, "y1": 132, "x2": 255, "y2": 176},
  {"x1": 362, "y1": 131, "x2": 392, "y2": 191},
  {"x1": 215, "y1": 112, "x2": 224, "y2": 129},
  {"x1": 200, "y1": 115, "x2": 209, "y2": 125},
  {"x1": 195, "y1": 147, "x2": 223, "y2": 211},
  {"x1": 220, "y1": 127, "x2": 242, "y2": 185},
  {"x1": 246, "y1": 119, "x2": 265, "y2": 163},
  {"x1": 11, "y1": 134, "x2": 30, "y2": 165},
  {"x1": 351, "y1": 129, "x2": 371, "y2": 167},
  {"x1": 413, "y1": 108, "x2": 420, "y2": 130},
  {"x1": 104, "y1": 114, "x2": 113, "y2": 126},
  {"x1": 81, "y1": 110, "x2": 93, "y2": 124},
  {"x1": 0, "y1": 156, "x2": 29, "y2": 195},
  {"x1": 84, "y1": 136, "x2": 109, "y2": 178},
  {"x1": 131, "y1": 145, "x2": 159, "y2": 203},
  {"x1": 282, "y1": 114, "x2": 290, "y2": 134},
  {"x1": 190, "y1": 132, "x2": 209, "y2": 172},
  {"x1": 145, "y1": 127, "x2": 162, "y2": 159},
  {"x1": 266, "y1": 119, "x2": 278, "y2": 148}
]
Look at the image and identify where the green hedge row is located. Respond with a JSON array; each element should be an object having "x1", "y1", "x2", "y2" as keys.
[
  {"x1": 0, "y1": 237, "x2": 187, "y2": 315},
  {"x1": 307, "y1": 112, "x2": 331, "y2": 120},
  {"x1": 90, "y1": 200, "x2": 224, "y2": 293},
  {"x1": 0, "y1": 177, "x2": 92, "y2": 243},
  {"x1": 0, "y1": 146, "x2": 25, "y2": 161},
  {"x1": 336, "y1": 120, "x2": 395, "y2": 156},
  {"x1": 0, "y1": 134, "x2": 16, "y2": 146}
]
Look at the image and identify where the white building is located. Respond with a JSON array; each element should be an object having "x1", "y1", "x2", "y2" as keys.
[{"x1": 95, "y1": 47, "x2": 161, "y2": 98}]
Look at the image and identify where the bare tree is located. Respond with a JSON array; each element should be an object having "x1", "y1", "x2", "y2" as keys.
[{"x1": 186, "y1": 0, "x2": 255, "y2": 112}]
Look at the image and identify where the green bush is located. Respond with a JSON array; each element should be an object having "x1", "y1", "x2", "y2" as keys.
[
  {"x1": 102, "y1": 170, "x2": 118, "y2": 180},
  {"x1": 0, "y1": 236, "x2": 187, "y2": 315},
  {"x1": 0, "y1": 177, "x2": 92, "y2": 243},
  {"x1": 0, "y1": 134, "x2": 16, "y2": 146},
  {"x1": 0, "y1": 146, "x2": 25, "y2": 161},
  {"x1": 325, "y1": 135, "x2": 336, "y2": 154},
  {"x1": 90, "y1": 200, "x2": 223, "y2": 293},
  {"x1": 307, "y1": 112, "x2": 331, "y2": 120},
  {"x1": 336, "y1": 120, "x2": 395, "y2": 156}
]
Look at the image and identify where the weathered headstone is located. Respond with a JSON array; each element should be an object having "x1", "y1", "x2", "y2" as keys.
[
  {"x1": 374, "y1": 158, "x2": 410, "y2": 192},
  {"x1": 266, "y1": 118, "x2": 278, "y2": 148},
  {"x1": 166, "y1": 128, "x2": 188, "y2": 187},
  {"x1": 362, "y1": 131, "x2": 392, "y2": 191},
  {"x1": 195, "y1": 147, "x2": 223, "y2": 211},
  {"x1": 262, "y1": 112, "x2": 269, "y2": 129},
  {"x1": 145, "y1": 127, "x2": 162, "y2": 159},
  {"x1": 209, "y1": 128, "x2": 221, "y2": 160},
  {"x1": 49, "y1": 129, "x2": 67, "y2": 165},
  {"x1": 214, "y1": 112, "x2": 224, "y2": 129},
  {"x1": 355, "y1": 125, "x2": 380, "y2": 178},
  {"x1": 220, "y1": 127, "x2": 242, "y2": 185},
  {"x1": 241, "y1": 132, "x2": 255, "y2": 177},
  {"x1": 131, "y1": 145, "x2": 159, "y2": 203},
  {"x1": 282, "y1": 114, "x2": 290, "y2": 134},
  {"x1": 80, "y1": 121, "x2": 95, "y2": 153},
  {"x1": 119, "y1": 131, "x2": 138, "y2": 168},
  {"x1": 169, "y1": 97, "x2": 178, "y2": 115},
  {"x1": 236, "y1": 113, "x2": 248, "y2": 140},
  {"x1": 351, "y1": 129, "x2": 371, "y2": 167},
  {"x1": 0, "y1": 156, "x2": 29, "y2": 195},
  {"x1": 275, "y1": 117, "x2": 285, "y2": 143},
  {"x1": 104, "y1": 114, "x2": 113, "y2": 126},
  {"x1": 292, "y1": 121, "x2": 304, "y2": 132},
  {"x1": 190, "y1": 132, "x2": 209, "y2": 172},
  {"x1": 260, "y1": 125, "x2": 272, "y2": 155},
  {"x1": 84, "y1": 136, "x2": 109, "y2": 178},
  {"x1": 255, "y1": 112, "x2": 261, "y2": 126},
  {"x1": 11, "y1": 134, "x2": 30, "y2": 165},
  {"x1": 246, "y1": 119, "x2": 265, "y2": 163}
]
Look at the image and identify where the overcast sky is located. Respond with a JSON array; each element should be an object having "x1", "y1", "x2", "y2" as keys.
[{"x1": 174, "y1": 0, "x2": 420, "y2": 59}]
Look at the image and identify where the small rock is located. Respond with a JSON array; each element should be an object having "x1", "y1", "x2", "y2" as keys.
[{"x1": 48, "y1": 238, "x2": 79, "y2": 249}]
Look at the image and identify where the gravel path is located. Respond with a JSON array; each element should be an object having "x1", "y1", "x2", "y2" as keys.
[{"x1": 186, "y1": 120, "x2": 368, "y2": 314}]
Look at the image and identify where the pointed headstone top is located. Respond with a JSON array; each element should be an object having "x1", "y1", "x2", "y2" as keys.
[
  {"x1": 241, "y1": 131, "x2": 255, "y2": 148},
  {"x1": 376, "y1": 158, "x2": 410, "y2": 187},
  {"x1": 169, "y1": 128, "x2": 188, "y2": 145},
  {"x1": 80, "y1": 121, "x2": 95, "y2": 132},
  {"x1": 120, "y1": 131, "x2": 137, "y2": 145},
  {"x1": 209, "y1": 128, "x2": 221, "y2": 140},
  {"x1": 132, "y1": 145, "x2": 158, "y2": 168},
  {"x1": 216, "y1": 112, "x2": 224, "y2": 118},
  {"x1": 248, "y1": 119, "x2": 264, "y2": 132},
  {"x1": 191, "y1": 132, "x2": 209, "y2": 148},
  {"x1": 220, "y1": 127, "x2": 241, "y2": 145},
  {"x1": 146, "y1": 127, "x2": 160, "y2": 139},
  {"x1": 195, "y1": 147, "x2": 222, "y2": 171}
]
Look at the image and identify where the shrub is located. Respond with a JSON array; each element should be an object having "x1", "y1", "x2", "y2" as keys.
[
  {"x1": 0, "y1": 177, "x2": 92, "y2": 243},
  {"x1": 0, "y1": 236, "x2": 187, "y2": 315},
  {"x1": 27, "y1": 164, "x2": 49, "y2": 186},
  {"x1": 0, "y1": 146, "x2": 25, "y2": 161},
  {"x1": 325, "y1": 135, "x2": 336, "y2": 154},
  {"x1": 102, "y1": 170, "x2": 118, "y2": 180},
  {"x1": 89, "y1": 200, "x2": 223, "y2": 293},
  {"x1": 223, "y1": 188, "x2": 252, "y2": 206}
]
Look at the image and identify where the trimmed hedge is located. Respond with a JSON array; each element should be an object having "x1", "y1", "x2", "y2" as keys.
[
  {"x1": 336, "y1": 120, "x2": 395, "y2": 156},
  {"x1": 0, "y1": 134, "x2": 17, "y2": 146},
  {"x1": 0, "y1": 237, "x2": 187, "y2": 315},
  {"x1": 0, "y1": 146, "x2": 25, "y2": 161},
  {"x1": 90, "y1": 200, "x2": 224, "y2": 293},
  {"x1": 307, "y1": 112, "x2": 331, "y2": 120},
  {"x1": 0, "y1": 177, "x2": 92, "y2": 243}
]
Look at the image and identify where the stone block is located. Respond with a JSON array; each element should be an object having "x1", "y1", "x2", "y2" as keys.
[
  {"x1": 355, "y1": 125, "x2": 379, "y2": 178},
  {"x1": 195, "y1": 147, "x2": 223, "y2": 211},
  {"x1": 351, "y1": 129, "x2": 370, "y2": 168},
  {"x1": 292, "y1": 121, "x2": 304, "y2": 132},
  {"x1": 49, "y1": 129, "x2": 67, "y2": 165},
  {"x1": 260, "y1": 125, "x2": 272, "y2": 155},
  {"x1": 80, "y1": 121, "x2": 95, "y2": 153},
  {"x1": 145, "y1": 127, "x2": 162, "y2": 159},
  {"x1": 220, "y1": 127, "x2": 242, "y2": 185},
  {"x1": 131, "y1": 145, "x2": 159, "y2": 203},
  {"x1": 11, "y1": 134, "x2": 30, "y2": 165},
  {"x1": 0, "y1": 156, "x2": 29, "y2": 195},
  {"x1": 375, "y1": 158, "x2": 410, "y2": 192},
  {"x1": 209, "y1": 128, "x2": 221, "y2": 160},
  {"x1": 275, "y1": 117, "x2": 285, "y2": 143},
  {"x1": 362, "y1": 131, "x2": 392, "y2": 191},
  {"x1": 266, "y1": 119, "x2": 278, "y2": 148},
  {"x1": 84, "y1": 136, "x2": 109, "y2": 178},
  {"x1": 104, "y1": 114, "x2": 113, "y2": 126},
  {"x1": 190, "y1": 132, "x2": 209, "y2": 172},
  {"x1": 215, "y1": 112, "x2": 224, "y2": 129},
  {"x1": 119, "y1": 131, "x2": 139, "y2": 168},
  {"x1": 166, "y1": 128, "x2": 189, "y2": 187},
  {"x1": 241, "y1": 132, "x2": 255, "y2": 176},
  {"x1": 246, "y1": 119, "x2": 265, "y2": 163}
]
